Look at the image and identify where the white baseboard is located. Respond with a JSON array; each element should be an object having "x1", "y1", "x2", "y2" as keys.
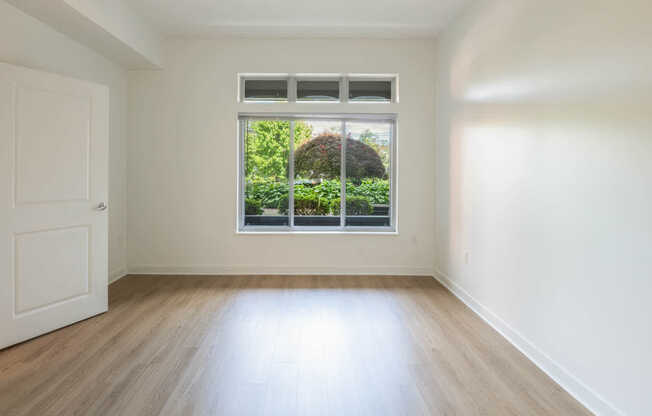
[
  {"x1": 109, "y1": 267, "x2": 127, "y2": 284},
  {"x1": 433, "y1": 270, "x2": 623, "y2": 416},
  {"x1": 127, "y1": 264, "x2": 434, "y2": 277}
]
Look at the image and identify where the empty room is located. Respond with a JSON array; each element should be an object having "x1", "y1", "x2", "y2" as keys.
[{"x1": 0, "y1": 0, "x2": 650, "y2": 415}]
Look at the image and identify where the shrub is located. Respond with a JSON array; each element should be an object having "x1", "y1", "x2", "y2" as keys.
[
  {"x1": 347, "y1": 178, "x2": 390, "y2": 205},
  {"x1": 294, "y1": 133, "x2": 386, "y2": 180},
  {"x1": 244, "y1": 198, "x2": 263, "y2": 215},
  {"x1": 330, "y1": 196, "x2": 373, "y2": 215},
  {"x1": 278, "y1": 195, "x2": 330, "y2": 215},
  {"x1": 295, "y1": 196, "x2": 330, "y2": 215},
  {"x1": 246, "y1": 178, "x2": 289, "y2": 208}
]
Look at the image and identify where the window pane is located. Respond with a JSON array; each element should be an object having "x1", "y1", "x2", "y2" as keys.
[
  {"x1": 297, "y1": 80, "x2": 339, "y2": 101},
  {"x1": 348, "y1": 80, "x2": 392, "y2": 102},
  {"x1": 293, "y1": 120, "x2": 342, "y2": 227},
  {"x1": 244, "y1": 79, "x2": 287, "y2": 101},
  {"x1": 244, "y1": 120, "x2": 290, "y2": 226},
  {"x1": 345, "y1": 121, "x2": 391, "y2": 227}
]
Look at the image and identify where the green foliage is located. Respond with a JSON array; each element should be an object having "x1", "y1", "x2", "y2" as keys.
[
  {"x1": 247, "y1": 178, "x2": 388, "y2": 215},
  {"x1": 277, "y1": 195, "x2": 330, "y2": 215},
  {"x1": 245, "y1": 120, "x2": 312, "y2": 179},
  {"x1": 294, "y1": 133, "x2": 386, "y2": 180},
  {"x1": 346, "y1": 178, "x2": 390, "y2": 205},
  {"x1": 330, "y1": 196, "x2": 373, "y2": 215},
  {"x1": 244, "y1": 198, "x2": 263, "y2": 215},
  {"x1": 244, "y1": 121, "x2": 389, "y2": 217},
  {"x1": 246, "y1": 178, "x2": 289, "y2": 208},
  {"x1": 294, "y1": 196, "x2": 331, "y2": 215},
  {"x1": 294, "y1": 179, "x2": 341, "y2": 201}
]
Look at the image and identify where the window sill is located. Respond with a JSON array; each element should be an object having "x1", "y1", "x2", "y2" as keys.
[{"x1": 236, "y1": 229, "x2": 398, "y2": 236}]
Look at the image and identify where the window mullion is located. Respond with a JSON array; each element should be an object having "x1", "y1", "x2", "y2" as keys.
[
  {"x1": 288, "y1": 76, "x2": 297, "y2": 103},
  {"x1": 289, "y1": 120, "x2": 295, "y2": 228},
  {"x1": 240, "y1": 120, "x2": 246, "y2": 230},
  {"x1": 340, "y1": 120, "x2": 346, "y2": 229}
]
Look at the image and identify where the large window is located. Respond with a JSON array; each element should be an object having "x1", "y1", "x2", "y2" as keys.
[{"x1": 239, "y1": 114, "x2": 396, "y2": 232}]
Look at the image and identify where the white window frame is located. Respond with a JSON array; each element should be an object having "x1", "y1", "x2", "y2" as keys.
[
  {"x1": 238, "y1": 113, "x2": 397, "y2": 233},
  {"x1": 238, "y1": 74, "x2": 398, "y2": 103}
]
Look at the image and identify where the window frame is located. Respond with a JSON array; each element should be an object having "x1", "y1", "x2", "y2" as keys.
[{"x1": 237, "y1": 113, "x2": 398, "y2": 233}]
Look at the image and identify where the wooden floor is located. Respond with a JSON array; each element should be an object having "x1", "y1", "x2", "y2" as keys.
[{"x1": 0, "y1": 275, "x2": 591, "y2": 416}]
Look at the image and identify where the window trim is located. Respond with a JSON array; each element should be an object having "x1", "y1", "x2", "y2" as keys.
[{"x1": 237, "y1": 113, "x2": 398, "y2": 233}]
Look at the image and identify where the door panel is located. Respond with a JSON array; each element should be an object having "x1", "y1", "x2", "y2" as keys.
[
  {"x1": 15, "y1": 86, "x2": 91, "y2": 204},
  {"x1": 14, "y1": 225, "x2": 90, "y2": 315},
  {"x1": 0, "y1": 62, "x2": 108, "y2": 349}
]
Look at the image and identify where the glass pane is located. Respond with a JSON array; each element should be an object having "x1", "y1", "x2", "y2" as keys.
[
  {"x1": 348, "y1": 80, "x2": 392, "y2": 102},
  {"x1": 297, "y1": 80, "x2": 339, "y2": 101},
  {"x1": 345, "y1": 121, "x2": 391, "y2": 227},
  {"x1": 244, "y1": 79, "x2": 288, "y2": 102},
  {"x1": 293, "y1": 120, "x2": 342, "y2": 227},
  {"x1": 243, "y1": 120, "x2": 290, "y2": 226}
]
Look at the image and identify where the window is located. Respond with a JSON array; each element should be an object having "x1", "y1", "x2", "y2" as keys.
[
  {"x1": 239, "y1": 114, "x2": 396, "y2": 232},
  {"x1": 244, "y1": 79, "x2": 288, "y2": 102},
  {"x1": 297, "y1": 80, "x2": 339, "y2": 102},
  {"x1": 348, "y1": 80, "x2": 392, "y2": 102},
  {"x1": 240, "y1": 75, "x2": 397, "y2": 103}
]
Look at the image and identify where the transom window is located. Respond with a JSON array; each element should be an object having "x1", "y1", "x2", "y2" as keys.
[
  {"x1": 238, "y1": 114, "x2": 396, "y2": 232},
  {"x1": 239, "y1": 75, "x2": 397, "y2": 103}
]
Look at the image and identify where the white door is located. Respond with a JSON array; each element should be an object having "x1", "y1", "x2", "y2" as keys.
[{"x1": 0, "y1": 62, "x2": 109, "y2": 349}]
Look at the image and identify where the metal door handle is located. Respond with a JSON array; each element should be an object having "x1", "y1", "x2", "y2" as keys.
[{"x1": 96, "y1": 202, "x2": 107, "y2": 211}]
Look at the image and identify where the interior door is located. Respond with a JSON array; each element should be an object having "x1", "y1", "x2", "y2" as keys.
[{"x1": 0, "y1": 62, "x2": 109, "y2": 349}]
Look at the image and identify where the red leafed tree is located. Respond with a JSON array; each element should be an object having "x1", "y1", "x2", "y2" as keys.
[{"x1": 294, "y1": 133, "x2": 386, "y2": 180}]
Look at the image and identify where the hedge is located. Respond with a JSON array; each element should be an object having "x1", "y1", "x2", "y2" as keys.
[
  {"x1": 330, "y1": 196, "x2": 373, "y2": 216},
  {"x1": 278, "y1": 195, "x2": 330, "y2": 215},
  {"x1": 247, "y1": 178, "x2": 388, "y2": 209},
  {"x1": 244, "y1": 198, "x2": 263, "y2": 215}
]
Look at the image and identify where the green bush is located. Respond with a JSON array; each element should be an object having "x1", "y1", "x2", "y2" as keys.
[
  {"x1": 294, "y1": 179, "x2": 341, "y2": 201},
  {"x1": 246, "y1": 179, "x2": 289, "y2": 209},
  {"x1": 247, "y1": 177, "x2": 388, "y2": 215},
  {"x1": 295, "y1": 196, "x2": 330, "y2": 215},
  {"x1": 278, "y1": 195, "x2": 331, "y2": 215},
  {"x1": 330, "y1": 196, "x2": 373, "y2": 215},
  {"x1": 244, "y1": 198, "x2": 263, "y2": 215},
  {"x1": 347, "y1": 178, "x2": 390, "y2": 204}
]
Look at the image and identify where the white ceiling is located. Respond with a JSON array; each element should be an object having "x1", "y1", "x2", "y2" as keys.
[{"x1": 127, "y1": 0, "x2": 470, "y2": 38}]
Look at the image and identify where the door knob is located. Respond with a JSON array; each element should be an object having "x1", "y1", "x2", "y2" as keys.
[{"x1": 96, "y1": 202, "x2": 108, "y2": 211}]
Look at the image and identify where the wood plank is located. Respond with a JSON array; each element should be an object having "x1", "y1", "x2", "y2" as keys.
[{"x1": 0, "y1": 275, "x2": 592, "y2": 416}]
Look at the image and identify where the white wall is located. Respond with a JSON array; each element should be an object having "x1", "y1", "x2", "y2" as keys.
[
  {"x1": 435, "y1": 0, "x2": 652, "y2": 415},
  {"x1": 0, "y1": 0, "x2": 129, "y2": 281},
  {"x1": 127, "y1": 38, "x2": 436, "y2": 275}
]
